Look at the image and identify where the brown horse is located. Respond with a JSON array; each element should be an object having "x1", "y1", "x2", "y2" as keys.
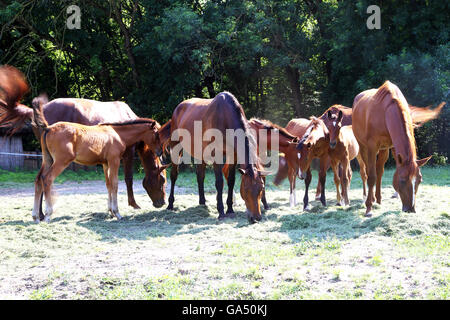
[
  {"x1": 323, "y1": 110, "x2": 367, "y2": 205},
  {"x1": 161, "y1": 92, "x2": 266, "y2": 223},
  {"x1": 221, "y1": 118, "x2": 300, "y2": 209},
  {"x1": 0, "y1": 65, "x2": 166, "y2": 210},
  {"x1": 352, "y1": 81, "x2": 444, "y2": 216},
  {"x1": 31, "y1": 96, "x2": 162, "y2": 222}
]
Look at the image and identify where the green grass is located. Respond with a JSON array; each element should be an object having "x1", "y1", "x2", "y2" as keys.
[{"x1": 0, "y1": 165, "x2": 448, "y2": 299}]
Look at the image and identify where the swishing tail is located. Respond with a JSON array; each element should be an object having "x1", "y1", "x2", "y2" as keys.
[
  {"x1": 409, "y1": 102, "x2": 446, "y2": 128},
  {"x1": 32, "y1": 94, "x2": 52, "y2": 221},
  {"x1": 0, "y1": 65, "x2": 32, "y2": 133}
]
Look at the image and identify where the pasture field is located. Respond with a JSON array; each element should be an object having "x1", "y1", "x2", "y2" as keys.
[{"x1": 0, "y1": 166, "x2": 448, "y2": 300}]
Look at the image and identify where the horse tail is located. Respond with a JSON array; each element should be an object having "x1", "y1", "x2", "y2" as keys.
[
  {"x1": 273, "y1": 154, "x2": 288, "y2": 186},
  {"x1": 0, "y1": 65, "x2": 32, "y2": 133},
  {"x1": 409, "y1": 102, "x2": 446, "y2": 128},
  {"x1": 31, "y1": 94, "x2": 49, "y2": 136}
]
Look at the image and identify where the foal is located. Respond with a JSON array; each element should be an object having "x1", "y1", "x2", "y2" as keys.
[{"x1": 31, "y1": 97, "x2": 162, "y2": 222}]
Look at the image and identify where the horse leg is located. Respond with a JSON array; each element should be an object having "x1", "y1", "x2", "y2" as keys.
[
  {"x1": 213, "y1": 163, "x2": 226, "y2": 219},
  {"x1": 32, "y1": 166, "x2": 45, "y2": 223},
  {"x1": 261, "y1": 176, "x2": 269, "y2": 210},
  {"x1": 167, "y1": 164, "x2": 179, "y2": 210},
  {"x1": 375, "y1": 149, "x2": 389, "y2": 204},
  {"x1": 288, "y1": 167, "x2": 297, "y2": 208},
  {"x1": 103, "y1": 164, "x2": 112, "y2": 215},
  {"x1": 341, "y1": 158, "x2": 351, "y2": 206},
  {"x1": 361, "y1": 146, "x2": 377, "y2": 217},
  {"x1": 41, "y1": 161, "x2": 69, "y2": 222},
  {"x1": 331, "y1": 161, "x2": 342, "y2": 206},
  {"x1": 319, "y1": 156, "x2": 328, "y2": 206},
  {"x1": 356, "y1": 153, "x2": 367, "y2": 199},
  {"x1": 303, "y1": 168, "x2": 312, "y2": 211},
  {"x1": 225, "y1": 164, "x2": 236, "y2": 217},
  {"x1": 107, "y1": 159, "x2": 122, "y2": 220},
  {"x1": 196, "y1": 163, "x2": 206, "y2": 205},
  {"x1": 123, "y1": 146, "x2": 140, "y2": 209}
]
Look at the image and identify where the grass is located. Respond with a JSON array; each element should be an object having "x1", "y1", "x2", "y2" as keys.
[{"x1": 0, "y1": 165, "x2": 448, "y2": 299}]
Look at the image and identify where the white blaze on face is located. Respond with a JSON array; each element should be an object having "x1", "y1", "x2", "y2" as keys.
[
  {"x1": 333, "y1": 121, "x2": 336, "y2": 127},
  {"x1": 411, "y1": 177, "x2": 416, "y2": 206}
]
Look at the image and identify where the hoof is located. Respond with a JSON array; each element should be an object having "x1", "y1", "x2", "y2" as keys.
[
  {"x1": 167, "y1": 204, "x2": 174, "y2": 211},
  {"x1": 33, "y1": 218, "x2": 40, "y2": 224},
  {"x1": 129, "y1": 203, "x2": 141, "y2": 209},
  {"x1": 226, "y1": 211, "x2": 236, "y2": 219},
  {"x1": 218, "y1": 214, "x2": 227, "y2": 220},
  {"x1": 43, "y1": 215, "x2": 51, "y2": 223},
  {"x1": 364, "y1": 211, "x2": 373, "y2": 218},
  {"x1": 263, "y1": 204, "x2": 270, "y2": 210},
  {"x1": 303, "y1": 204, "x2": 312, "y2": 212}
]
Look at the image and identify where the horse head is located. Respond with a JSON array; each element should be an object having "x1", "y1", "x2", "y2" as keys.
[
  {"x1": 296, "y1": 118, "x2": 329, "y2": 179},
  {"x1": 326, "y1": 109, "x2": 343, "y2": 149},
  {"x1": 238, "y1": 165, "x2": 267, "y2": 223},
  {"x1": 393, "y1": 154, "x2": 431, "y2": 212}
]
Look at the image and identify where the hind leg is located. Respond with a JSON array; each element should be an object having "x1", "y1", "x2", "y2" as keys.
[
  {"x1": 32, "y1": 167, "x2": 45, "y2": 223},
  {"x1": 213, "y1": 163, "x2": 226, "y2": 219},
  {"x1": 356, "y1": 153, "x2": 367, "y2": 199},
  {"x1": 167, "y1": 163, "x2": 179, "y2": 210},
  {"x1": 41, "y1": 160, "x2": 70, "y2": 222}
]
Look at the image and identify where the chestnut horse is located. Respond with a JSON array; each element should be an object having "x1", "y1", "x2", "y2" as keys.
[
  {"x1": 352, "y1": 81, "x2": 444, "y2": 216},
  {"x1": 296, "y1": 115, "x2": 367, "y2": 208},
  {"x1": 221, "y1": 118, "x2": 300, "y2": 209},
  {"x1": 161, "y1": 92, "x2": 266, "y2": 223},
  {"x1": 31, "y1": 96, "x2": 162, "y2": 222},
  {"x1": 0, "y1": 65, "x2": 166, "y2": 210}
]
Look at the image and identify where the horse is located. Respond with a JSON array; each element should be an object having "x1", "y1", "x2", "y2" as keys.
[
  {"x1": 221, "y1": 118, "x2": 300, "y2": 210},
  {"x1": 322, "y1": 110, "x2": 367, "y2": 205},
  {"x1": 30, "y1": 96, "x2": 163, "y2": 222},
  {"x1": 160, "y1": 92, "x2": 266, "y2": 223},
  {"x1": 0, "y1": 65, "x2": 167, "y2": 210},
  {"x1": 352, "y1": 80, "x2": 445, "y2": 216}
]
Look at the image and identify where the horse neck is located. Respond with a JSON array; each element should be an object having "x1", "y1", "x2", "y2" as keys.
[
  {"x1": 386, "y1": 101, "x2": 417, "y2": 165},
  {"x1": 111, "y1": 123, "x2": 151, "y2": 147}
]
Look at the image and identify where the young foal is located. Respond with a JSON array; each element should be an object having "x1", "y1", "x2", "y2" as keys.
[
  {"x1": 325, "y1": 110, "x2": 367, "y2": 206},
  {"x1": 296, "y1": 117, "x2": 366, "y2": 208},
  {"x1": 31, "y1": 97, "x2": 162, "y2": 222}
]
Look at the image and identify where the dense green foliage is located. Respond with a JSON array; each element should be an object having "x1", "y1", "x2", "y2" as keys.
[{"x1": 0, "y1": 0, "x2": 448, "y2": 158}]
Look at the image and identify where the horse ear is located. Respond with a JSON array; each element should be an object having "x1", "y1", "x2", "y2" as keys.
[
  {"x1": 238, "y1": 168, "x2": 246, "y2": 175},
  {"x1": 149, "y1": 121, "x2": 156, "y2": 129},
  {"x1": 337, "y1": 110, "x2": 343, "y2": 123},
  {"x1": 258, "y1": 170, "x2": 271, "y2": 177},
  {"x1": 416, "y1": 156, "x2": 432, "y2": 167},
  {"x1": 327, "y1": 110, "x2": 332, "y2": 119}
]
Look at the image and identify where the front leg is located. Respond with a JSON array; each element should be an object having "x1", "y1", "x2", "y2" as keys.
[
  {"x1": 213, "y1": 164, "x2": 226, "y2": 219},
  {"x1": 318, "y1": 156, "x2": 328, "y2": 206},
  {"x1": 261, "y1": 176, "x2": 269, "y2": 210},
  {"x1": 303, "y1": 168, "x2": 312, "y2": 211},
  {"x1": 196, "y1": 163, "x2": 206, "y2": 205},
  {"x1": 225, "y1": 164, "x2": 236, "y2": 217},
  {"x1": 167, "y1": 164, "x2": 179, "y2": 210},
  {"x1": 288, "y1": 167, "x2": 297, "y2": 208},
  {"x1": 123, "y1": 146, "x2": 140, "y2": 209}
]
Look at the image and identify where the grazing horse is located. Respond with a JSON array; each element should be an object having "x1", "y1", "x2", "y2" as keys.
[
  {"x1": 31, "y1": 96, "x2": 162, "y2": 222},
  {"x1": 0, "y1": 65, "x2": 166, "y2": 210},
  {"x1": 161, "y1": 92, "x2": 266, "y2": 223},
  {"x1": 221, "y1": 118, "x2": 300, "y2": 209},
  {"x1": 352, "y1": 81, "x2": 444, "y2": 216}
]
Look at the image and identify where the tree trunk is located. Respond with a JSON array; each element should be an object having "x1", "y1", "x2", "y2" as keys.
[{"x1": 285, "y1": 66, "x2": 304, "y2": 117}]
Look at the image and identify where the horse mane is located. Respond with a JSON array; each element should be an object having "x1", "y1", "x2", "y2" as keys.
[
  {"x1": 250, "y1": 117, "x2": 298, "y2": 141},
  {"x1": 0, "y1": 65, "x2": 31, "y2": 134},
  {"x1": 158, "y1": 120, "x2": 172, "y2": 154},
  {"x1": 220, "y1": 91, "x2": 258, "y2": 176},
  {"x1": 373, "y1": 80, "x2": 417, "y2": 161}
]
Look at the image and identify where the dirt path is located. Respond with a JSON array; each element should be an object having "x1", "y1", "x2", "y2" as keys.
[{"x1": 1, "y1": 180, "x2": 188, "y2": 198}]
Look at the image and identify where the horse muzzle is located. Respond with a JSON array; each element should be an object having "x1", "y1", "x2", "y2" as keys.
[
  {"x1": 153, "y1": 199, "x2": 166, "y2": 208},
  {"x1": 329, "y1": 141, "x2": 337, "y2": 149},
  {"x1": 402, "y1": 205, "x2": 416, "y2": 213},
  {"x1": 246, "y1": 210, "x2": 261, "y2": 224}
]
